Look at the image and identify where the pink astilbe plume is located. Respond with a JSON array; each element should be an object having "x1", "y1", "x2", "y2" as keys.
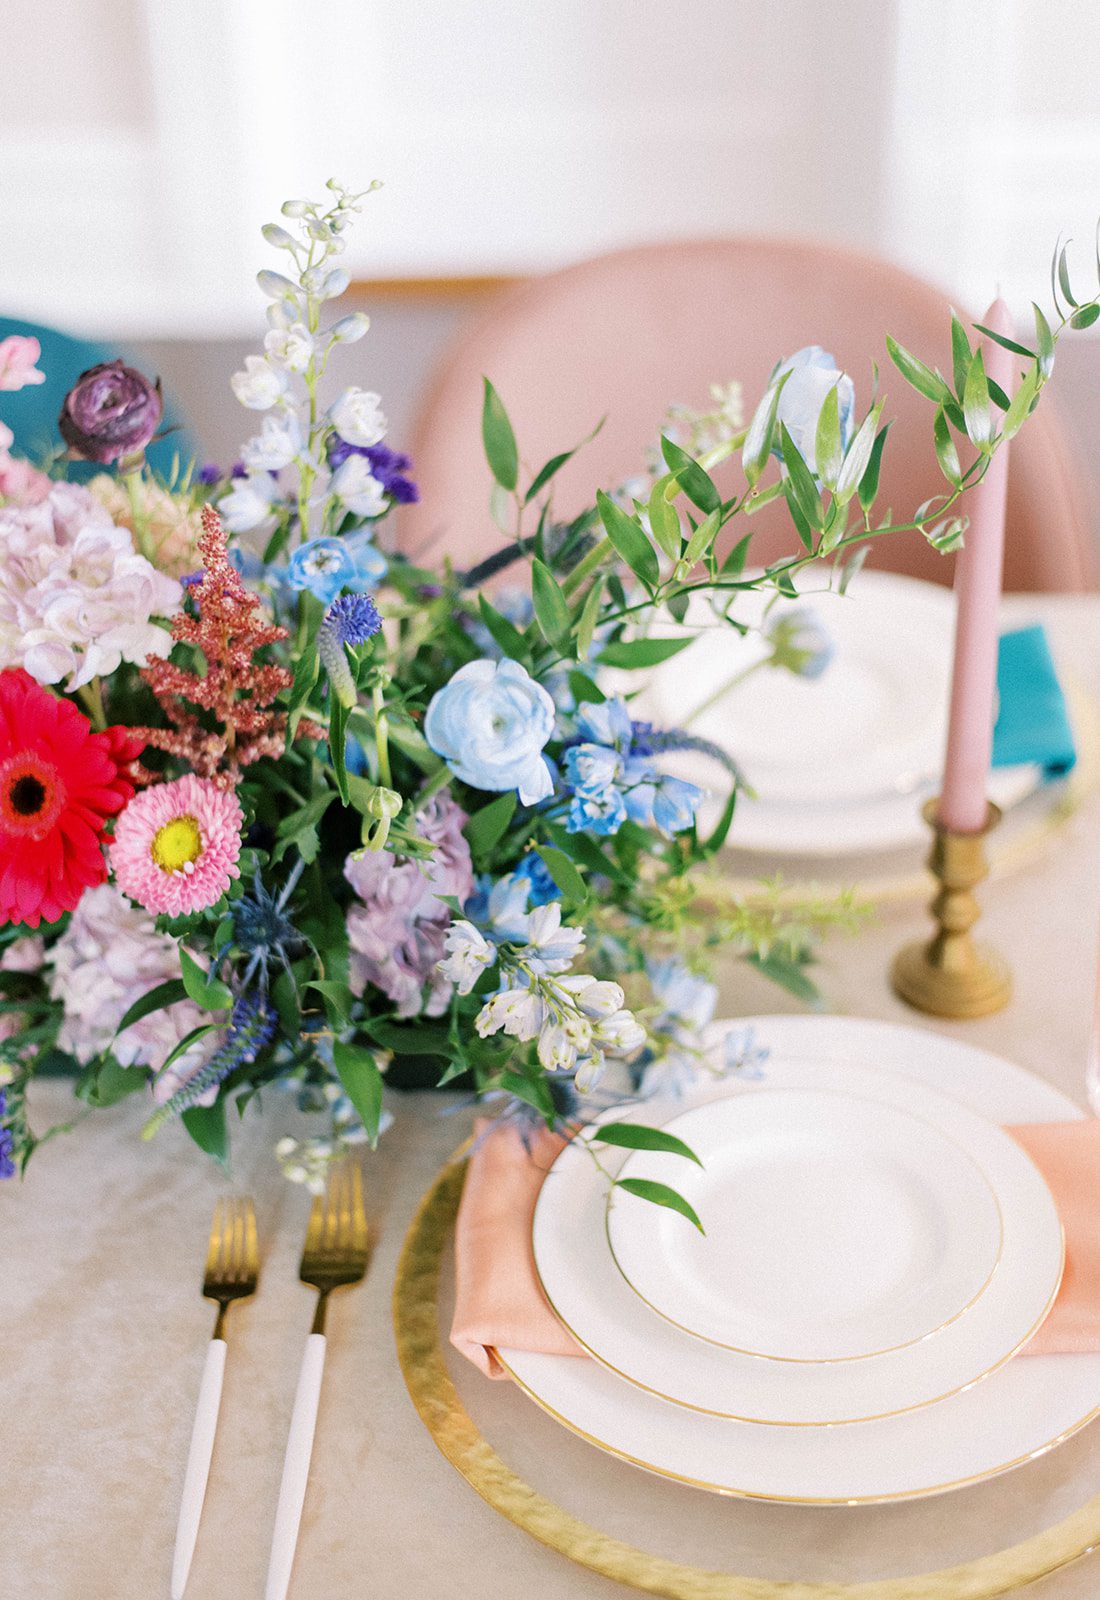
[{"x1": 135, "y1": 505, "x2": 320, "y2": 786}]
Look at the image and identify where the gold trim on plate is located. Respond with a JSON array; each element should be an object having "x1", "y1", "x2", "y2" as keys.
[{"x1": 394, "y1": 1151, "x2": 1100, "y2": 1598}]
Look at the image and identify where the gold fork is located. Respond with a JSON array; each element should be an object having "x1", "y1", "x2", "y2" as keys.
[
  {"x1": 265, "y1": 1161, "x2": 370, "y2": 1600},
  {"x1": 172, "y1": 1197, "x2": 260, "y2": 1600}
]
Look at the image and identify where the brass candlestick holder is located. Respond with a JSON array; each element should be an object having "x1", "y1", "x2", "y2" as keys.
[{"x1": 891, "y1": 799, "x2": 1011, "y2": 1019}]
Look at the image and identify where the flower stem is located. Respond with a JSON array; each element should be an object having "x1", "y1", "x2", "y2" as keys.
[
  {"x1": 372, "y1": 681, "x2": 392, "y2": 788},
  {"x1": 76, "y1": 677, "x2": 107, "y2": 730},
  {"x1": 413, "y1": 763, "x2": 453, "y2": 813},
  {"x1": 562, "y1": 536, "x2": 612, "y2": 598},
  {"x1": 682, "y1": 657, "x2": 767, "y2": 727}
]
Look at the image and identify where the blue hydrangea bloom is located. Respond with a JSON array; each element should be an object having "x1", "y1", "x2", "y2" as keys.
[{"x1": 286, "y1": 534, "x2": 387, "y2": 604}]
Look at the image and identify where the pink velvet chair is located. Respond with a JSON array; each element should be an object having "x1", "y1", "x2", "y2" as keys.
[{"x1": 399, "y1": 238, "x2": 1095, "y2": 592}]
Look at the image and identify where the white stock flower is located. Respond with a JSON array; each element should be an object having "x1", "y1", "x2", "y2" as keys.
[
  {"x1": 0, "y1": 483, "x2": 180, "y2": 689},
  {"x1": 537, "y1": 1023, "x2": 578, "y2": 1073},
  {"x1": 263, "y1": 321, "x2": 314, "y2": 374},
  {"x1": 331, "y1": 453, "x2": 388, "y2": 518},
  {"x1": 241, "y1": 413, "x2": 303, "y2": 473},
  {"x1": 47, "y1": 885, "x2": 210, "y2": 1081},
  {"x1": 220, "y1": 472, "x2": 280, "y2": 534},
  {"x1": 329, "y1": 386, "x2": 387, "y2": 446},
  {"x1": 474, "y1": 987, "x2": 546, "y2": 1042},
  {"x1": 231, "y1": 355, "x2": 290, "y2": 411},
  {"x1": 574, "y1": 1051, "x2": 608, "y2": 1093},
  {"x1": 596, "y1": 1009, "x2": 646, "y2": 1054},
  {"x1": 438, "y1": 920, "x2": 497, "y2": 995}
]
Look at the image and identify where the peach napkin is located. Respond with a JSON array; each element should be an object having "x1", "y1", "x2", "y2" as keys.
[{"x1": 451, "y1": 1116, "x2": 1100, "y2": 1375}]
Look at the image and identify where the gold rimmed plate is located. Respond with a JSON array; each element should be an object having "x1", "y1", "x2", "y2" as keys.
[
  {"x1": 505, "y1": 1016, "x2": 1088, "y2": 1497},
  {"x1": 605, "y1": 1086, "x2": 1006, "y2": 1363}
]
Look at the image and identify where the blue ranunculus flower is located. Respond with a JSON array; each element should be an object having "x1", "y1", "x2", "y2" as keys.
[
  {"x1": 286, "y1": 534, "x2": 386, "y2": 604},
  {"x1": 773, "y1": 345, "x2": 855, "y2": 479},
  {"x1": 424, "y1": 658, "x2": 556, "y2": 805}
]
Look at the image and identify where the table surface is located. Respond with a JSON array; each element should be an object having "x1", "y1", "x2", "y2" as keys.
[{"x1": 7, "y1": 593, "x2": 1100, "y2": 1600}]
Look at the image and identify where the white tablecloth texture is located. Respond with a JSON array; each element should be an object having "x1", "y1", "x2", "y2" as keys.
[{"x1": 6, "y1": 595, "x2": 1100, "y2": 1599}]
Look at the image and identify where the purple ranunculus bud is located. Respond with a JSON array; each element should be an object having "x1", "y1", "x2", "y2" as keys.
[{"x1": 58, "y1": 361, "x2": 163, "y2": 465}]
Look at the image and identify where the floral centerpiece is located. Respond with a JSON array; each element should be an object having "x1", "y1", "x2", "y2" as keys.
[{"x1": 0, "y1": 180, "x2": 1089, "y2": 1198}]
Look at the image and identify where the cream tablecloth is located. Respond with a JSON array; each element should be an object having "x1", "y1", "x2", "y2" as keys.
[{"x1": 6, "y1": 594, "x2": 1100, "y2": 1600}]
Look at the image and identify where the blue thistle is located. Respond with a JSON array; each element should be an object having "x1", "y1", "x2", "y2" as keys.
[
  {"x1": 231, "y1": 860, "x2": 306, "y2": 993},
  {"x1": 319, "y1": 593, "x2": 383, "y2": 708},
  {"x1": 143, "y1": 997, "x2": 276, "y2": 1138}
]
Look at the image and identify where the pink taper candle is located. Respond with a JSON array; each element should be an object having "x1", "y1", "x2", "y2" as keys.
[{"x1": 938, "y1": 298, "x2": 1016, "y2": 833}]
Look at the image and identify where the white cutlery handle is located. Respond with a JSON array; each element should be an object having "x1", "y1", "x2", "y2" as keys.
[
  {"x1": 171, "y1": 1337, "x2": 227, "y2": 1600},
  {"x1": 265, "y1": 1333, "x2": 327, "y2": 1600}
]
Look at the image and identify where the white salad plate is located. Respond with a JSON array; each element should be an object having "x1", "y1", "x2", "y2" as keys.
[
  {"x1": 529, "y1": 1058, "x2": 1063, "y2": 1426},
  {"x1": 499, "y1": 1016, "x2": 1095, "y2": 1502},
  {"x1": 605, "y1": 1087, "x2": 1005, "y2": 1362},
  {"x1": 629, "y1": 571, "x2": 1040, "y2": 855}
]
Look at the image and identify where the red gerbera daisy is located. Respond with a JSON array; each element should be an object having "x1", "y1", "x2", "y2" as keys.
[{"x1": 0, "y1": 670, "x2": 142, "y2": 927}]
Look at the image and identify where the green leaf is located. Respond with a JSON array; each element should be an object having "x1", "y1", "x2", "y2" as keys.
[
  {"x1": 477, "y1": 594, "x2": 529, "y2": 661},
  {"x1": 700, "y1": 783, "x2": 737, "y2": 856},
  {"x1": 567, "y1": 669, "x2": 604, "y2": 704},
  {"x1": 157, "y1": 1023, "x2": 223, "y2": 1081},
  {"x1": 596, "y1": 490, "x2": 659, "y2": 591},
  {"x1": 885, "y1": 335, "x2": 952, "y2": 403},
  {"x1": 660, "y1": 434, "x2": 720, "y2": 514},
  {"x1": 115, "y1": 978, "x2": 188, "y2": 1037},
  {"x1": 950, "y1": 311, "x2": 972, "y2": 399},
  {"x1": 81, "y1": 1055, "x2": 149, "y2": 1109},
  {"x1": 333, "y1": 1040, "x2": 384, "y2": 1145},
  {"x1": 682, "y1": 508, "x2": 721, "y2": 568},
  {"x1": 857, "y1": 424, "x2": 890, "y2": 512},
  {"x1": 1033, "y1": 304, "x2": 1055, "y2": 379},
  {"x1": 932, "y1": 407, "x2": 962, "y2": 486},
  {"x1": 597, "y1": 635, "x2": 694, "y2": 670},
  {"x1": 746, "y1": 950, "x2": 819, "y2": 1004},
  {"x1": 286, "y1": 631, "x2": 321, "y2": 744},
  {"x1": 1000, "y1": 366, "x2": 1040, "y2": 441},
  {"x1": 464, "y1": 791, "x2": 517, "y2": 856},
  {"x1": 741, "y1": 369, "x2": 790, "y2": 487},
  {"x1": 179, "y1": 948, "x2": 233, "y2": 1013},
  {"x1": 615, "y1": 1177, "x2": 705, "y2": 1233},
  {"x1": 534, "y1": 845, "x2": 586, "y2": 906},
  {"x1": 647, "y1": 479, "x2": 682, "y2": 559},
  {"x1": 500, "y1": 1067, "x2": 555, "y2": 1121},
  {"x1": 303, "y1": 979, "x2": 354, "y2": 1025},
  {"x1": 361, "y1": 1019, "x2": 450, "y2": 1056},
  {"x1": 524, "y1": 416, "x2": 605, "y2": 505},
  {"x1": 329, "y1": 697, "x2": 350, "y2": 804},
  {"x1": 833, "y1": 403, "x2": 882, "y2": 504},
  {"x1": 595, "y1": 1121, "x2": 704, "y2": 1166},
  {"x1": 986, "y1": 378, "x2": 1011, "y2": 413},
  {"x1": 721, "y1": 532, "x2": 753, "y2": 576},
  {"x1": 814, "y1": 382, "x2": 844, "y2": 490},
  {"x1": 973, "y1": 323, "x2": 1037, "y2": 359},
  {"x1": 574, "y1": 576, "x2": 604, "y2": 661},
  {"x1": 531, "y1": 557, "x2": 572, "y2": 648},
  {"x1": 1071, "y1": 303, "x2": 1100, "y2": 330},
  {"x1": 1058, "y1": 242, "x2": 1078, "y2": 308},
  {"x1": 778, "y1": 423, "x2": 823, "y2": 532},
  {"x1": 962, "y1": 348, "x2": 993, "y2": 452},
  {"x1": 666, "y1": 590, "x2": 689, "y2": 623},
  {"x1": 481, "y1": 378, "x2": 518, "y2": 492},
  {"x1": 181, "y1": 1099, "x2": 228, "y2": 1164}
]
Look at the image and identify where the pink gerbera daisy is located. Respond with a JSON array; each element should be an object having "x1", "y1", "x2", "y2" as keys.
[{"x1": 110, "y1": 773, "x2": 243, "y2": 916}]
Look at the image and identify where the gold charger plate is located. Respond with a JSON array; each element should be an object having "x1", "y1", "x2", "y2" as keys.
[{"x1": 393, "y1": 1152, "x2": 1100, "y2": 1599}]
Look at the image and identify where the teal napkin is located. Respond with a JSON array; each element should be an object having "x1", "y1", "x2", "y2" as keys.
[{"x1": 993, "y1": 625, "x2": 1076, "y2": 779}]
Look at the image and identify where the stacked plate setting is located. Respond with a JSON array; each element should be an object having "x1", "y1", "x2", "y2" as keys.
[{"x1": 498, "y1": 1016, "x2": 1100, "y2": 1504}]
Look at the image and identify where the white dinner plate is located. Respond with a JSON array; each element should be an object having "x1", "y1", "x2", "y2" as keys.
[
  {"x1": 531, "y1": 1057, "x2": 1064, "y2": 1425},
  {"x1": 625, "y1": 571, "x2": 1043, "y2": 856},
  {"x1": 605, "y1": 1088, "x2": 1004, "y2": 1361},
  {"x1": 501, "y1": 1015, "x2": 1097, "y2": 1502}
]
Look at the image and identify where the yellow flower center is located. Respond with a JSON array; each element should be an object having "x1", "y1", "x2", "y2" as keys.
[{"x1": 150, "y1": 814, "x2": 203, "y2": 874}]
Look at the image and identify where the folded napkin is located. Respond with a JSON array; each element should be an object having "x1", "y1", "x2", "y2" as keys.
[
  {"x1": 451, "y1": 1115, "x2": 1100, "y2": 1374},
  {"x1": 993, "y1": 625, "x2": 1077, "y2": 779}
]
